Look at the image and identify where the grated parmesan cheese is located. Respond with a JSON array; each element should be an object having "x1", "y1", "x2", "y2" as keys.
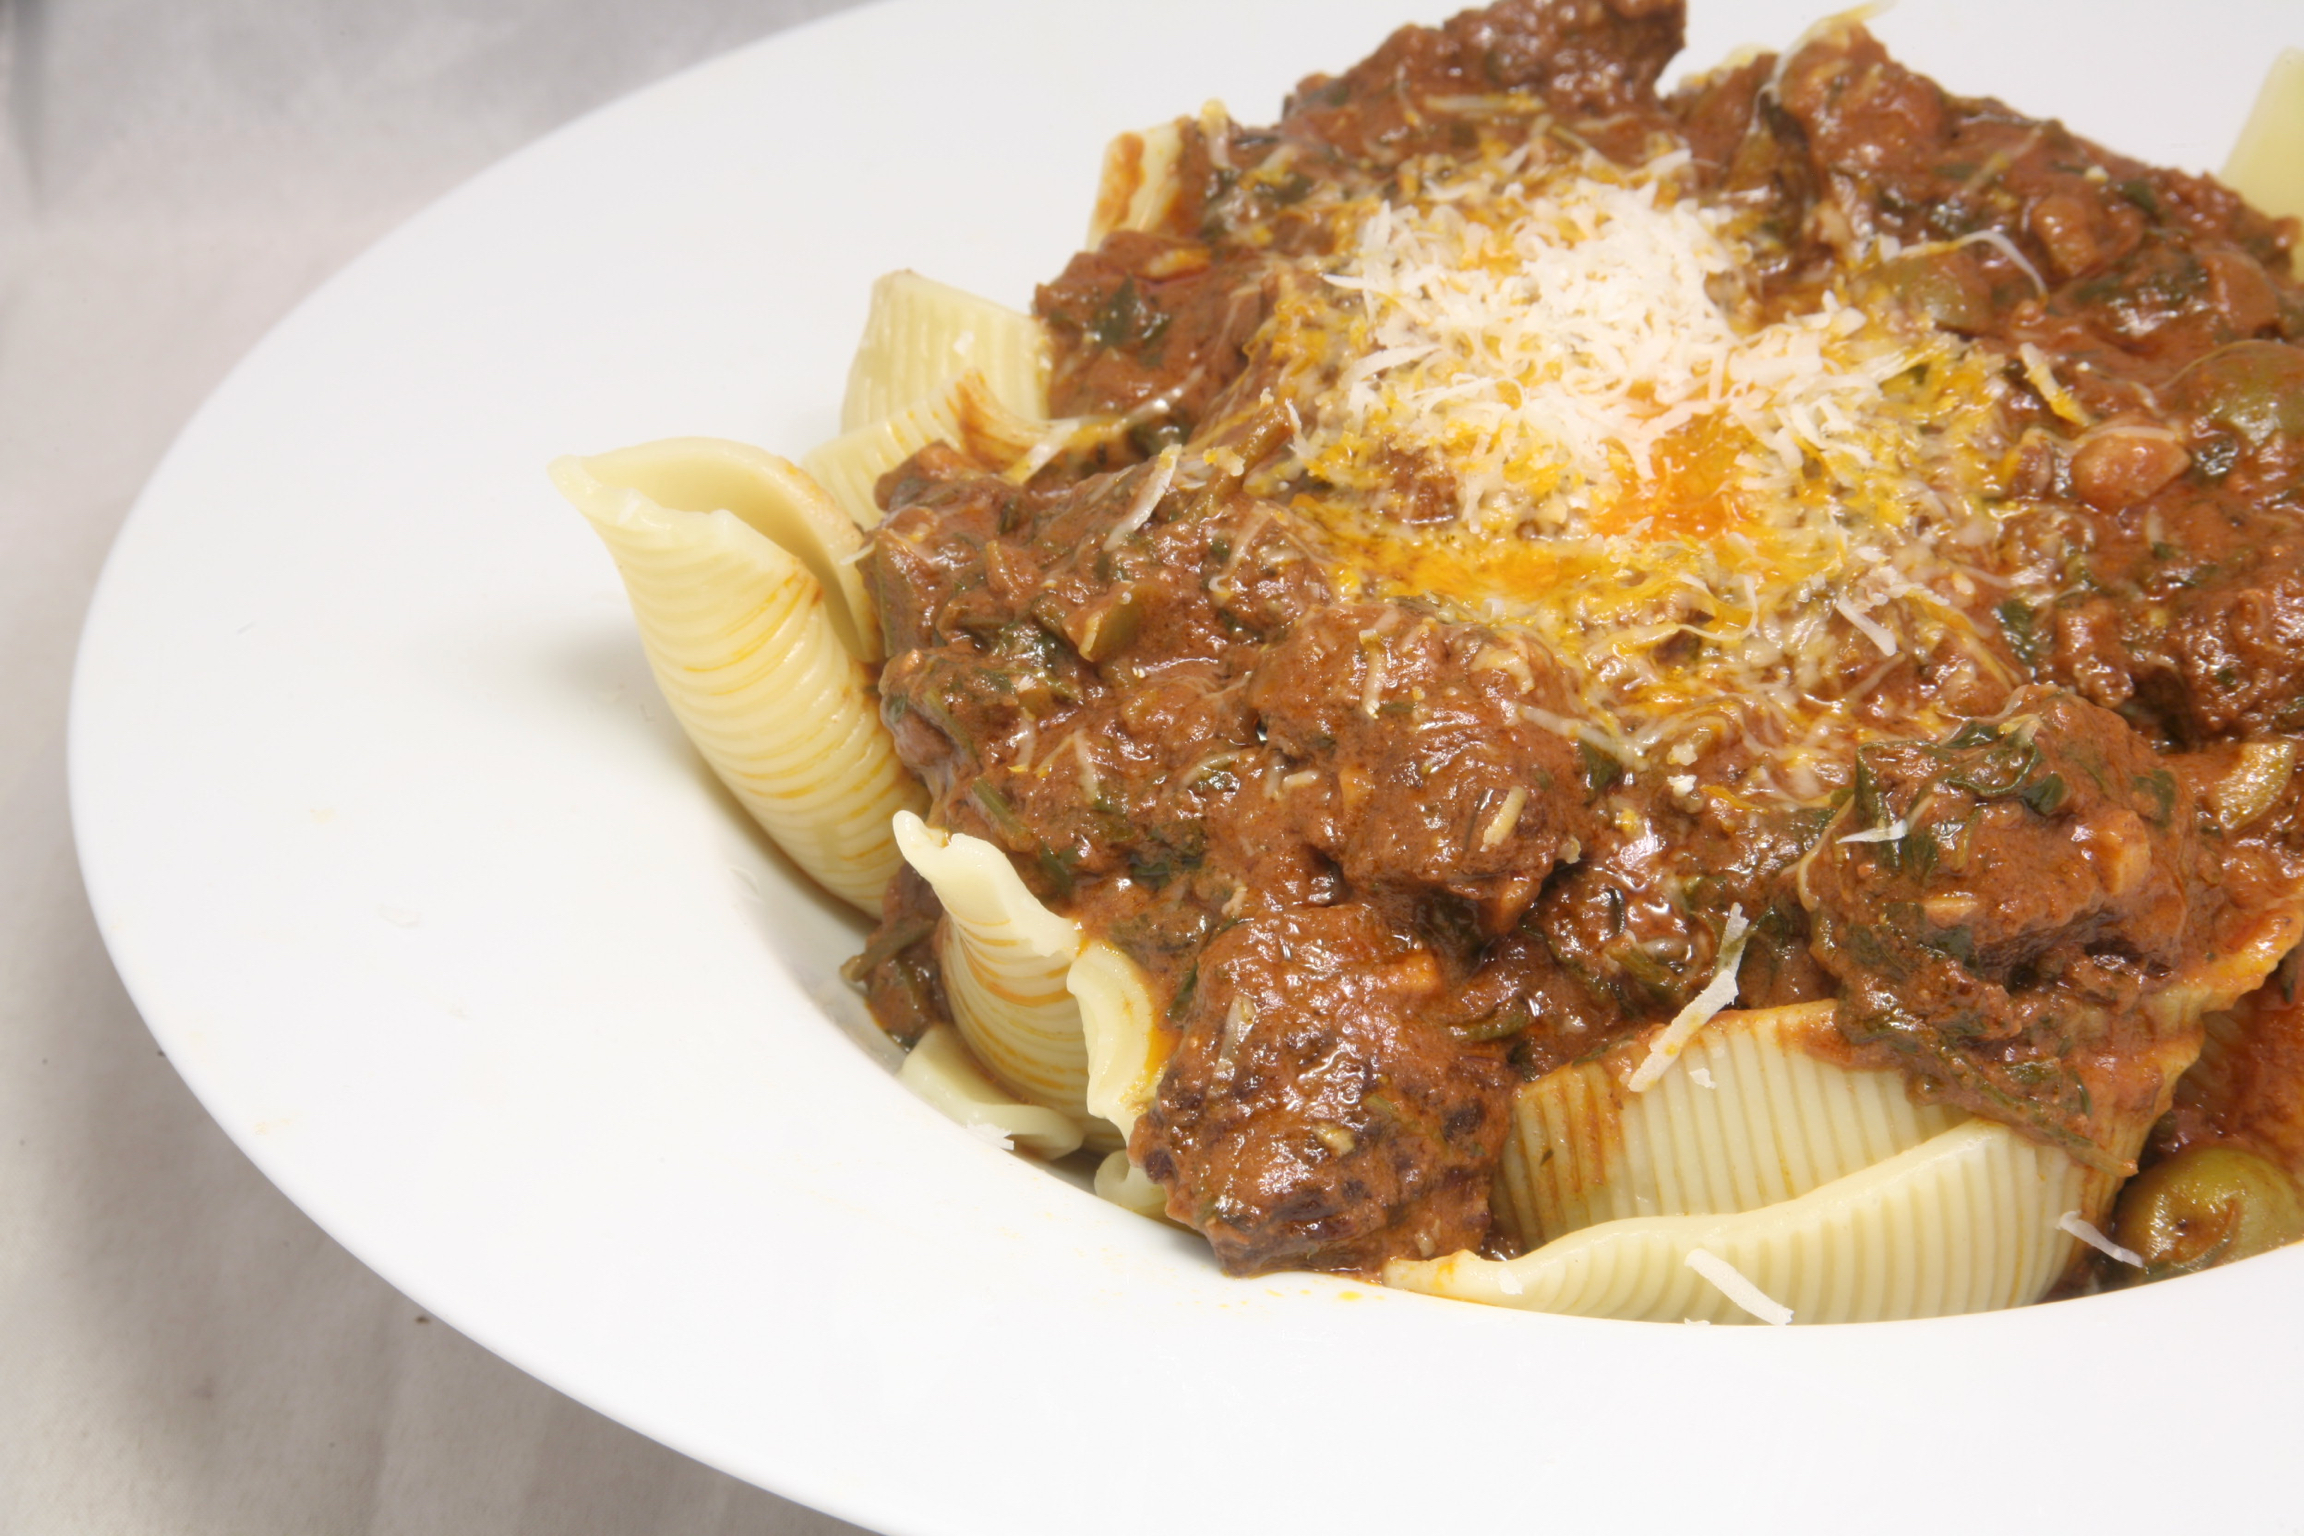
[
  {"x1": 1685, "y1": 1247, "x2": 1794, "y2": 1325},
  {"x1": 963, "y1": 1121, "x2": 1016, "y2": 1153},
  {"x1": 1478, "y1": 786, "x2": 1528, "y2": 849},
  {"x1": 2058, "y1": 1210, "x2": 2144, "y2": 1268},
  {"x1": 1236, "y1": 143, "x2": 2029, "y2": 782},
  {"x1": 1103, "y1": 446, "x2": 1180, "y2": 549},
  {"x1": 2019, "y1": 342, "x2": 2091, "y2": 429},
  {"x1": 1627, "y1": 905, "x2": 1751, "y2": 1092}
]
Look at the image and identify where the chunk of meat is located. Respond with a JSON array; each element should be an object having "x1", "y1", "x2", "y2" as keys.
[
  {"x1": 1798, "y1": 688, "x2": 2210, "y2": 1167},
  {"x1": 845, "y1": 865, "x2": 950, "y2": 1046},
  {"x1": 1248, "y1": 603, "x2": 1591, "y2": 930},
  {"x1": 1035, "y1": 232, "x2": 1271, "y2": 438},
  {"x1": 2162, "y1": 540, "x2": 2304, "y2": 739},
  {"x1": 1280, "y1": 0, "x2": 1684, "y2": 166},
  {"x1": 1134, "y1": 905, "x2": 1515, "y2": 1275}
]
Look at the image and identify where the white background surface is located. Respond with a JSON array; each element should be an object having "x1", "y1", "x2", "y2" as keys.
[{"x1": 0, "y1": 1, "x2": 872, "y2": 1529}]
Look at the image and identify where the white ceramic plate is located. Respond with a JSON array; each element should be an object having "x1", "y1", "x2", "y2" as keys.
[{"x1": 71, "y1": 3, "x2": 2304, "y2": 1532}]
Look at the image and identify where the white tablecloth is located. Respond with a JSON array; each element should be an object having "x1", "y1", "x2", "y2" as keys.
[{"x1": 0, "y1": 2, "x2": 874, "y2": 1529}]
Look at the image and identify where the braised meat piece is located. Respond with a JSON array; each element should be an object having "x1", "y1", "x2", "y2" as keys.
[
  {"x1": 1136, "y1": 904, "x2": 1516, "y2": 1273},
  {"x1": 1248, "y1": 603, "x2": 1591, "y2": 931},
  {"x1": 1279, "y1": 0, "x2": 1683, "y2": 166},
  {"x1": 1798, "y1": 688, "x2": 2213, "y2": 1166},
  {"x1": 852, "y1": 0, "x2": 2304, "y2": 1283},
  {"x1": 1036, "y1": 232, "x2": 1273, "y2": 437}
]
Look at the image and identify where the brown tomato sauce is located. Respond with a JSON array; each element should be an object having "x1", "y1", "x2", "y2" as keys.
[{"x1": 853, "y1": 0, "x2": 2304, "y2": 1281}]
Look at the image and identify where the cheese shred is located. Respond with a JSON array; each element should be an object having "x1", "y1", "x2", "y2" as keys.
[
  {"x1": 1240, "y1": 144, "x2": 2026, "y2": 780},
  {"x1": 2058, "y1": 1210, "x2": 2144, "y2": 1268},
  {"x1": 1684, "y1": 1247, "x2": 1794, "y2": 1325},
  {"x1": 1627, "y1": 905, "x2": 1751, "y2": 1092}
]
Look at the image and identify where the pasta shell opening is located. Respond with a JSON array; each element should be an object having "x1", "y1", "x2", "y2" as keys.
[
  {"x1": 1498, "y1": 1001, "x2": 1963, "y2": 1251},
  {"x1": 839, "y1": 271, "x2": 1050, "y2": 433},
  {"x1": 552, "y1": 441, "x2": 924, "y2": 914},
  {"x1": 554, "y1": 437, "x2": 878, "y2": 663},
  {"x1": 1392, "y1": 1119, "x2": 2097, "y2": 1324},
  {"x1": 803, "y1": 371, "x2": 1048, "y2": 530},
  {"x1": 893, "y1": 812, "x2": 1120, "y2": 1151}
]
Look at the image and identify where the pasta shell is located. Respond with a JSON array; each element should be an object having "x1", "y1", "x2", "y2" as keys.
[
  {"x1": 1087, "y1": 121, "x2": 1186, "y2": 245},
  {"x1": 1094, "y1": 1151, "x2": 1172, "y2": 1218},
  {"x1": 1071, "y1": 939, "x2": 1183, "y2": 1220},
  {"x1": 1495, "y1": 1002, "x2": 1962, "y2": 1251},
  {"x1": 1068, "y1": 939, "x2": 1169, "y2": 1143},
  {"x1": 2147, "y1": 900, "x2": 2304, "y2": 1031},
  {"x1": 838, "y1": 271, "x2": 1049, "y2": 433},
  {"x1": 893, "y1": 812, "x2": 1122, "y2": 1152},
  {"x1": 2225, "y1": 49, "x2": 2304, "y2": 223},
  {"x1": 803, "y1": 371, "x2": 1049, "y2": 530},
  {"x1": 552, "y1": 440, "x2": 925, "y2": 915},
  {"x1": 1390, "y1": 1119, "x2": 2101, "y2": 1324},
  {"x1": 556, "y1": 437, "x2": 879, "y2": 662},
  {"x1": 899, "y1": 1024, "x2": 1083, "y2": 1159}
]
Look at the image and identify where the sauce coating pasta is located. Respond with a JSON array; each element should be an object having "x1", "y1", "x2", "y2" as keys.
[{"x1": 571, "y1": 0, "x2": 2304, "y2": 1317}]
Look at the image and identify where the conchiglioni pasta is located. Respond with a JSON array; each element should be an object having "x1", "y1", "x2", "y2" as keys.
[
  {"x1": 802, "y1": 371, "x2": 1046, "y2": 531},
  {"x1": 569, "y1": 0, "x2": 2304, "y2": 1322},
  {"x1": 1068, "y1": 940, "x2": 1171, "y2": 1143},
  {"x1": 1419, "y1": 1000, "x2": 2126, "y2": 1321},
  {"x1": 890, "y1": 811, "x2": 1109, "y2": 1147},
  {"x1": 1086, "y1": 121, "x2": 1187, "y2": 246},
  {"x1": 838, "y1": 271, "x2": 1050, "y2": 435},
  {"x1": 552, "y1": 439, "x2": 921, "y2": 915},
  {"x1": 1494, "y1": 1002, "x2": 1966, "y2": 1252},
  {"x1": 2225, "y1": 49, "x2": 2304, "y2": 223},
  {"x1": 1388, "y1": 1118, "x2": 2100, "y2": 1323},
  {"x1": 898, "y1": 1022, "x2": 1084, "y2": 1159},
  {"x1": 887, "y1": 812, "x2": 1166, "y2": 1159}
]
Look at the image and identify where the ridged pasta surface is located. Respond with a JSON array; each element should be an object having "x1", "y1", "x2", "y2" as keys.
[
  {"x1": 839, "y1": 272, "x2": 1049, "y2": 433},
  {"x1": 898, "y1": 1024, "x2": 1083, "y2": 1158},
  {"x1": 1393, "y1": 1119, "x2": 2099, "y2": 1323},
  {"x1": 803, "y1": 372, "x2": 1043, "y2": 530},
  {"x1": 1498, "y1": 1002, "x2": 1963, "y2": 1249},
  {"x1": 893, "y1": 813, "x2": 1123, "y2": 1151},
  {"x1": 553, "y1": 443, "x2": 924, "y2": 915}
]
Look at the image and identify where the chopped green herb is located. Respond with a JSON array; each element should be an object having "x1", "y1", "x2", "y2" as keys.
[
  {"x1": 1852, "y1": 749, "x2": 1886, "y2": 829},
  {"x1": 1170, "y1": 967, "x2": 1207, "y2": 1027},
  {"x1": 840, "y1": 915, "x2": 937, "y2": 983},
  {"x1": 1946, "y1": 740, "x2": 2041, "y2": 799},
  {"x1": 1578, "y1": 739, "x2": 1623, "y2": 801},
  {"x1": 2116, "y1": 178, "x2": 2163, "y2": 220},
  {"x1": 1995, "y1": 599, "x2": 2046, "y2": 669},
  {"x1": 1448, "y1": 1000, "x2": 1533, "y2": 1044},
  {"x1": 2133, "y1": 768, "x2": 2177, "y2": 826},
  {"x1": 2018, "y1": 771, "x2": 2069, "y2": 817},
  {"x1": 969, "y1": 779, "x2": 1032, "y2": 843},
  {"x1": 1087, "y1": 277, "x2": 1171, "y2": 353}
]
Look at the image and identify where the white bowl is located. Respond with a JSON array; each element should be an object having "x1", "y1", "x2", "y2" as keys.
[{"x1": 71, "y1": 2, "x2": 2304, "y2": 1531}]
